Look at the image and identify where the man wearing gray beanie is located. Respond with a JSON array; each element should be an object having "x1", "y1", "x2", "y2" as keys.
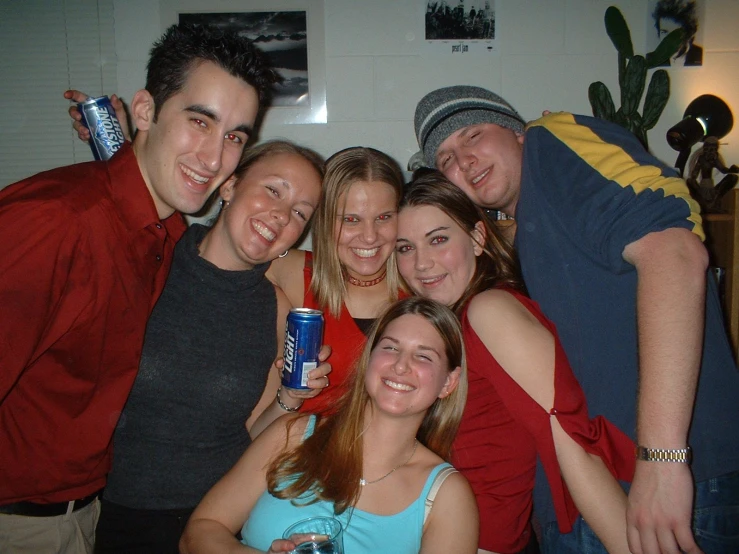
[{"x1": 413, "y1": 86, "x2": 739, "y2": 554}]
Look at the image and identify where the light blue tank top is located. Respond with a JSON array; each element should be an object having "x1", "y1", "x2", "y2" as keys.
[{"x1": 241, "y1": 416, "x2": 452, "y2": 553}]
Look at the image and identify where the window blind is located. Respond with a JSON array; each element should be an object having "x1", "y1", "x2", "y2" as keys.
[{"x1": 0, "y1": 0, "x2": 117, "y2": 189}]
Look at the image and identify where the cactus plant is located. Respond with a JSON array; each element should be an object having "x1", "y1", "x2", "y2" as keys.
[{"x1": 588, "y1": 6, "x2": 684, "y2": 150}]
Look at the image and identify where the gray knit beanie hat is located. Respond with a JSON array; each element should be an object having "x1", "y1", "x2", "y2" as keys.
[{"x1": 414, "y1": 85, "x2": 526, "y2": 166}]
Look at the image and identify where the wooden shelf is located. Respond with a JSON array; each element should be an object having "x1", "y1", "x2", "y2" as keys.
[
  {"x1": 705, "y1": 213, "x2": 735, "y2": 222},
  {"x1": 703, "y1": 189, "x2": 739, "y2": 360}
]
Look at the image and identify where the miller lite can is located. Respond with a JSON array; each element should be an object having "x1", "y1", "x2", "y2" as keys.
[
  {"x1": 282, "y1": 308, "x2": 324, "y2": 390},
  {"x1": 77, "y1": 96, "x2": 126, "y2": 161}
]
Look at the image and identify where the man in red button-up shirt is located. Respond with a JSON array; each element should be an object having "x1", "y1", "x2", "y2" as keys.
[{"x1": 0, "y1": 23, "x2": 276, "y2": 553}]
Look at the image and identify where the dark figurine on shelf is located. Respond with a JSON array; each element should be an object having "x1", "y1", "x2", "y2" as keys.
[{"x1": 686, "y1": 137, "x2": 738, "y2": 213}]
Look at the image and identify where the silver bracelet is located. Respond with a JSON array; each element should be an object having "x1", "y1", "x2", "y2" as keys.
[
  {"x1": 636, "y1": 445, "x2": 692, "y2": 463},
  {"x1": 276, "y1": 387, "x2": 302, "y2": 413}
]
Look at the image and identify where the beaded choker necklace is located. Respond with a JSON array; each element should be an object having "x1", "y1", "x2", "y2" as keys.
[{"x1": 346, "y1": 269, "x2": 387, "y2": 288}]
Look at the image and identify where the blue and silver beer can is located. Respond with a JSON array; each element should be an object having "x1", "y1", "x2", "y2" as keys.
[
  {"x1": 77, "y1": 96, "x2": 126, "y2": 161},
  {"x1": 282, "y1": 308, "x2": 324, "y2": 390}
]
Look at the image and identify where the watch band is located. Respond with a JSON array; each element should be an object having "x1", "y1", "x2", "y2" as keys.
[{"x1": 636, "y1": 445, "x2": 692, "y2": 463}]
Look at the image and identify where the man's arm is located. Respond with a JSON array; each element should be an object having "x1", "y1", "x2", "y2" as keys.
[
  {"x1": 622, "y1": 227, "x2": 707, "y2": 554},
  {"x1": 0, "y1": 197, "x2": 83, "y2": 403}
]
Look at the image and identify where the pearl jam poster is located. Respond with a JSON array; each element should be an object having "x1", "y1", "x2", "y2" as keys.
[{"x1": 424, "y1": 0, "x2": 497, "y2": 56}]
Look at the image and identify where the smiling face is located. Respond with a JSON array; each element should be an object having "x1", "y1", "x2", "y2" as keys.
[
  {"x1": 435, "y1": 123, "x2": 524, "y2": 215},
  {"x1": 132, "y1": 60, "x2": 260, "y2": 218},
  {"x1": 335, "y1": 180, "x2": 399, "y2": 282},
  {"x1": 396, "y1": 205, "x2": 483, "y2": 306},
  {"x1": 203, "y1": 152, "x2": 322, "y2": 270},
  {"x1": 365, "y1": 313, "x2": 459, "y2": 417}
]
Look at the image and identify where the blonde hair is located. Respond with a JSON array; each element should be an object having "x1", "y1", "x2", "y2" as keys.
[
  {"x1": 212, "y1": 140, "x2": 325, "y2": 227},
  {"x1": 266, "y1": 296, "x2": 468, "y2": 513},
  {"x1": 310, "y1": 147, "x2": 405, "y2": 317}
]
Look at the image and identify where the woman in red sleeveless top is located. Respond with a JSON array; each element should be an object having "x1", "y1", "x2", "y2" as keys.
[
  {"x1": 395, "y1": 172, "x2": 635, "y2": 554},
  {"x1": 262, "y1": 147, "x2": 407, "y2": 417}
]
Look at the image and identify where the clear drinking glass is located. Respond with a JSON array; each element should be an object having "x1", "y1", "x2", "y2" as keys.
[{"x1": 282, "y1": 516, "x2": 344, "y2": 554}]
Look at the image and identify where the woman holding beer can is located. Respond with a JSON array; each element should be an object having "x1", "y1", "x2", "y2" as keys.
[
  {"x1": 87, "y1": 140, "x2": 332, "y2": 554},
  {"x1": 263, "y1": 146, "x2": 407, "y2": 416},
  {"x1": 180, "y1": 297, "x2": 479, "y2": 554},
  {"x1": 394, "y1": 173, "x2": 636, "y2": 554},
  {"x1": 66, "y1": 94, "x2": 405, "y2": 418}
]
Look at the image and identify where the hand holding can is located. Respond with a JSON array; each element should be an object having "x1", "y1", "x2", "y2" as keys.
[
  {"x1": 282, "y1": 309, "x2": 325, "y2": 390},
  {"x1": 77, "y1": 96, "x2": 126, "y2": 160}
]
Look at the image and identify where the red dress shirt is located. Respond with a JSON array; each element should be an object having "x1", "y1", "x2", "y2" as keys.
[{"x1": 0, "y1": 144, "x2": 186, "y2": 504}]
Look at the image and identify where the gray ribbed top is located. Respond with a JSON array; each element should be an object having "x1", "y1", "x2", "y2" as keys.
[{"x1": 104, "y1": 224, "x2": 277, "y2": 509}]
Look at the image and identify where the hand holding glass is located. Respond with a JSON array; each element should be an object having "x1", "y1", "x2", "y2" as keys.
[{"x1": 282, "y1": 517, "x2": 344, "y2": 554}]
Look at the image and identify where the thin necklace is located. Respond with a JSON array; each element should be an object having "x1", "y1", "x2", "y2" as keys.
[
  {"x1": 347, "y1": 268, "x2": 387, "y2": 288},
  {"x1": 359, "y1": 439, "x2": 418, "y2": 486}
]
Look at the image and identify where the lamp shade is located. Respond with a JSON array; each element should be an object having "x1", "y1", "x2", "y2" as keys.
[{"x1": 666, "y1": 94, "x2": 734, "y2": 151}]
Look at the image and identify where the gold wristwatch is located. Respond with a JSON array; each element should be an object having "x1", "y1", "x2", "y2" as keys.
[{"x1": 636, "y1": 446, "x2": 692, "y2": 463}]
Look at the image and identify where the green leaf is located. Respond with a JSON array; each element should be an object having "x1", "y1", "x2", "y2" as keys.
[
  {"x1": 634, "y1": 124, "x2": 649, "y2": 151},
  {"x1": 642, "y1": 70, "x2": 670, "y2": 129},
  {"x1": 614, "y1": 107, "x2": 628, "y2": 129},
  {"x1": 605, "y1": 6, "x2": 633, "y2": 57},
  {"x1": 624, "y1": 112, "x2": 648, "y2": 150},
  {"x1": 589, "y1": 82, "x2": 616, "y2": 121},
  {"x1": 627, "y1": 111, "x2": 643, "y2": 133},
  {"x1": 646, "y1": 28, "x2": 685, "y2": 68},
  {"x1": 621, "y1": 55, "x2": 646, "y2": 116},
  {"x1": 618, "y1": 52, "x2": 627, "y2": 91}
]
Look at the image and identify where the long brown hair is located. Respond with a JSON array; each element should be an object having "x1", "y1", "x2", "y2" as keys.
[
  {"x1": 266, "y1": 296, "x2": 467, "y2": 513},
  {"x1": 310, "y1": 147, "x2": 405, "y2": 317},
  {"x1": 400, "y1": 170, "x2": 524, "y2": 314}
]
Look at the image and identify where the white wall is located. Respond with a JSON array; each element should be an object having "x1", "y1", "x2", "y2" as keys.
[
  {"x1": 112, "y1": 0, "x2": 739, "y2": 175},
  {"x1": 0, "y1": 0, "x2": 117, "y2": 187},
  {"x1": 1, "y1": 1, "x2": 736, "y2": 188}
]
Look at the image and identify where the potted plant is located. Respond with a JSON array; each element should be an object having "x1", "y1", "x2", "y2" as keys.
[{"x1": 588, "y1": 6, "x2": 684, "y2": 150}]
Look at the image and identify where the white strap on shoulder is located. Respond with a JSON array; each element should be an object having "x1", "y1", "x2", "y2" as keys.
[{"x1": 423, "y1": 466, "x2": 458, "y2": 525}]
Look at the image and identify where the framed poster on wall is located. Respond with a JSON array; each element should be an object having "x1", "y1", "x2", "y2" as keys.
[
  {"x1": 423, "y1": 0, "x2": 498, "y2": 56},
  {"x1": 646, "y1": 0, "x2": 706, "y2": 67},
  {"x1": 160, "y1": 0, "x2": 327, "y2": 124}
]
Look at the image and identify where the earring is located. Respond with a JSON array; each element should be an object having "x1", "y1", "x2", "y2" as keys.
[
  {"x1": 221, "y1": 199, "x2": 230, "y2": 209},
  {"x1": 279, "y1": 250, "x2": 289, "y2": 258}
]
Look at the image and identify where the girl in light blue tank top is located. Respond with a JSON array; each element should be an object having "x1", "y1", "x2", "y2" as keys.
[
  {"x1": 242, "y1": 415, "x2": 454, "y2": 553},
  {"x1": 180, "y1": 298, "x2": 479, "y2": 554}
]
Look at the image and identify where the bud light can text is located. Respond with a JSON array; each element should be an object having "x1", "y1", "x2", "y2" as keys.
[{"x1": 282, "y1": 308, "x2": 324, "y2": 390}]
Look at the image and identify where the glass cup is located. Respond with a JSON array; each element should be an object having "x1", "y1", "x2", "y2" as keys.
[{"x1": 282, "y1": 516, "x2": 344, "y2": 554}]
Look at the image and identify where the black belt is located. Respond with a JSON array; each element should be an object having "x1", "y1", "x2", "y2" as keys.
[{"x1": 0, "y1": 491, "x2": 100, "y2": 517}]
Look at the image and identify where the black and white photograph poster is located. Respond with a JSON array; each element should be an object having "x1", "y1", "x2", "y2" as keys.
[
  {"x1": 646, "y1": 0, "x2": 706, "y2": 67},
  {"x1": 423, "y1": 0, "x2": 497, "y2": 55},
  {"x1": 160, "y1": 0, "x2": 327, "y2": 124},
  {"x1": 179, "y1": 11, "x2": 309, "y2": 108}
]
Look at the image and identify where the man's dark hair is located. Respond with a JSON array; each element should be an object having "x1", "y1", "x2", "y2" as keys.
[
  {"x1": 145, "y1": 23, "x2": 280, "y2": 120},
  {"x1": 653, "y1": 0, "x2": 698, "y2": 54}
]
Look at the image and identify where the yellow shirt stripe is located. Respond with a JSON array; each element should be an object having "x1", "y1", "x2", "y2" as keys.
[{"x1": 528, "y1": 113, "x2": 704, "y2": 240}]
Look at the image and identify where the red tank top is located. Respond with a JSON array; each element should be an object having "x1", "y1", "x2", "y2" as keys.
[
  {"x1": 456, "y1": 288, "x2": 635, "y2": 552},
  {"x1": 299, "y1": 253, "x2": 369, "y2": 414}
]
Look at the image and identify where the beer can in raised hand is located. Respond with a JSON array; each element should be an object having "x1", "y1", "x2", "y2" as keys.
[
  {"x1": 77, "y1": 96, "x2": 126, "y2": 161},
  {"x1": 282, "y1": 308, "x2": 324, "y2": 390}
]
